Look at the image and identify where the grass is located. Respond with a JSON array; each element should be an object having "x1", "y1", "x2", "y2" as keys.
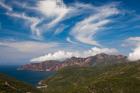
[
  {"x1": 0, "y1": 73, "x2": 42, "y2": 93},
  {"x1": 42, "y1": 62, "x2": 140, "y2": 93}
]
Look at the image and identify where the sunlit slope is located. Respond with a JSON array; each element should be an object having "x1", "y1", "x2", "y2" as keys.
[
  {"x1": 42, "y1": 62, "x2": 140, "y2": 93},
  {"x1": 0, "y1": 73, "x2": 42, "y2": 93}
]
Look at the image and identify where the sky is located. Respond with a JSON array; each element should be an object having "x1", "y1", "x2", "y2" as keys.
[{"x1": 0, "y1": 0, "x2": 140, "y2": 65}]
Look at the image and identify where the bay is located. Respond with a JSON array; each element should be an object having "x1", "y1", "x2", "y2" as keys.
[{"x1": 0, "y1": 65, "x2": 54, "y2": 86}]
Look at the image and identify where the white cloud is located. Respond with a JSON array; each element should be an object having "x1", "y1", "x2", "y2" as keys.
[
  {"x1": 13, "y1": 1, "x2": 36, "y2": 10},
  {"x1": 31, "y1": 50, "x2": 75, "y2": 62},
  {"x1": 128, "y1": 46, "x2": 140, "y2": 61},
  {"x1": 54, "y1": 24, "x2": 69, "y2": 35},
  {"x1": 0, "y1": 40, "x2": 62, "y2": 64},
  {"x1": 31, "y1": 47, "x2": 118, "y2": 62},
  {"x1": 37, "y1": 0, "x2": 70, "y2": 28},
  {"x1": 66, "y1": 37, "x2": 78, "y2": 44},
  {"x1": 70, "y1": 3, "x2": 120, "y2": 46},
  {"x1": 0, "y1": 0, "x2": 12, "y2": 11},
  {"x1": 127, "y1": 37, "x2": 140, "y2": 43},
  {"x1": 4, "y1": 0, "x2": 70, "y2": 38},
  {"x1": 0, "y1": 41, "x2": 58, "y2": 53},
  {"x1": 0, "y1": 0, "x2": 42, "y2": 38},
  {"x1": 125, "y1": 37, "x2": 140, "y2": 61},
  {"x1": 71, "y1": 19, "x2": 110, "y2": 46},
  {"x1": 124, "y1": 37, "x2": 140, "y2": 47},
  {"x1": 2, "y1": 0, "x2": 121, "y2": 41},
  {"x1": 6, "y1": 12, "x2": 42, "y2": 38}
]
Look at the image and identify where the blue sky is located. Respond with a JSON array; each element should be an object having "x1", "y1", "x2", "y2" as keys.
[{"x1": 0, "y1": 0, "x2": 140, "y2": 65}]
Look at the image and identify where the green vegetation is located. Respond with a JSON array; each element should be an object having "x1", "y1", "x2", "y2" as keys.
[
  {"x1": 0, "y1": 73, "x2": 42, "y2": 93},
  {"x1": 42, "y1": 62, "x2": 140, "y2": 93},
  {"x1": 1, "y1": 62, "x2": 140, "y2": 93}
]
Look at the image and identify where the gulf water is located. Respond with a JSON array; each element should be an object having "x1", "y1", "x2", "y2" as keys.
[{"x1": 0, "y1": 65, "x2": 54, "y2": 86}]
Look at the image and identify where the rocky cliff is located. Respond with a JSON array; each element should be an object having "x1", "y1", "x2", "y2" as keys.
[{"x1": 19, "y1": 53, "x2": 128, "y2": 71}]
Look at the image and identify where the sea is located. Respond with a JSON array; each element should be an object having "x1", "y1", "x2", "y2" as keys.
[{"x1": 0, "y1": 65, "x2": 54, "y2": 86}]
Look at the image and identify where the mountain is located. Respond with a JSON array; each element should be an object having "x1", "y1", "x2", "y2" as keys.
[
  {"x1": 0, "y1": 73, "x2": 42, "y2": 93},
  {"x1": 19, "y1": 53, "x2": 128, "y2": 71},
  {"x1": 40, "y1": 61, "x2": 140, "y2": 93},
  {"x1": 1, "y1": 54, "x2": 140, "y2": 93},
  {"x1": 18, "y1": 60, "x2": 61, "y2": 71}
]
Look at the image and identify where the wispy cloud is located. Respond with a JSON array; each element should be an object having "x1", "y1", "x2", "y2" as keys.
[
  {"x1": 70, "y1": 3, "x2": 120, "y2": 46},
  {"x1": 127, "y1": 37, "x2": 140, "y2": 42},
  {"x1": 0, "y1": 41, "x2": 58, "y2": 53},
  {"x1": 37, "y1": 0, "x2": 70, "y2": 28},
  {"x1": 124, "y1": 37, "x2": 140, "y2": 47},
  {"x1": 0, "y1": 0, "x2": 42, "y2": 39},
  {"x1": 1, "y1": 0, "x2": 121, "y2": 42},
  {"x1": 66, "y1": 37, "x2": 79, "y2": 44},
  {"x1": 0, "y1": 40, "x2": 60, "y2": 64},
  {"x1": 0, "y1": 41, "x2": 55, "y2": 65},
  {"x1": 0, "y1": 0, "x2": 12, "y2": 11},
  {"x1": 13, "y1": 1, "x2": 37, "y2": 10},
  {"x1": 2, "y1": 0, "x2": 139, "y2": 64},
  {"x1": 6, "y1": 12, "x2": 42, "y2": 38},
  {"x1": 54, "y1": 24, "x2": 69, "y2": 35}
]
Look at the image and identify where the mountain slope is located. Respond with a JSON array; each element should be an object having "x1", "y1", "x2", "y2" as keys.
[
  {"x1": 41, "y1": 62, "x2": 140, "y2": 93},
  {"x1": 19, "y1": 53, "x2": 127, "y2": 71},
  {"x1": 0, "y1": 73, "x2": 42, "y2": 93}
]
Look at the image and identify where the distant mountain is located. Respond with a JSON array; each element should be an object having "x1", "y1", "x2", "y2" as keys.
[
  {"x1": 41, "y1": 62, "x2": 140, "y2": 93},
  {"x1": 19, "y1": 53, "x2": 128, "y2": 71},
  {"x1": 0, "y1": 73, "x2": 42, "y2": 93},
  {"x1": 2, "y1": 53, "x2": 140, "y2": 93}
]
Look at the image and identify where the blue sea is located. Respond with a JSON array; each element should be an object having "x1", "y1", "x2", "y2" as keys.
[{"x1": 0, "y1": 65, "x2": 54, "y2": 86}]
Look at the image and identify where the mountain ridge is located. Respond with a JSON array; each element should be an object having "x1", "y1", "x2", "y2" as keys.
[{"x1": 18, "y1": 53, "x2": 128, "y2": 71}]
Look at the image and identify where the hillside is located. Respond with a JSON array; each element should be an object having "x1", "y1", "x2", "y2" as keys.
[
  {"x1": 0, "y1": 73, "x2": 42, "y2": 93},
  {"x1": 19, "y1": 53, "x2": 127, "y2": 71},
  {"x1": 41, "y1": 62, "x2": 140, "y2": 93}
]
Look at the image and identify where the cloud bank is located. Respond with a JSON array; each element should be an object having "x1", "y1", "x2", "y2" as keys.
[
  {"x1": 127, "y1": 37, "x2": 140, "y2": 61},
  {"x1": 128, "y1": 46, "x2": 140, "y2": 61},
  {"x1": 31, "y1": 47, "x2": 118, "y2": 62}
]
